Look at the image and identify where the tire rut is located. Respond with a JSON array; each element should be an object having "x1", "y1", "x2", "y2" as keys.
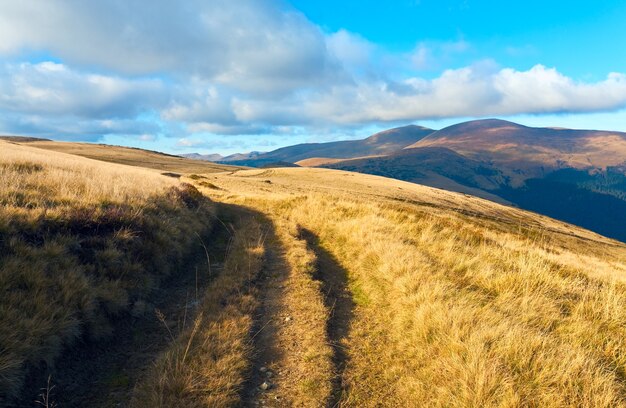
[
  {"x1": 241, "y1": 227, "x2": 289, "y2": 407},
  {"x1": 242, "y1": 223, "x2": 354, "y2": 408},
  {"x1": 299, "y1": 228, "x2": 354, "y2": 408}
]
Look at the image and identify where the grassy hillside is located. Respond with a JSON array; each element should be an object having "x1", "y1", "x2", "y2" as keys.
[
  {"x1": 0, "y1": 141, "x2": 215, "y2": 403},
  {"x1": 6, "y1": 138, "x2": 243, "y2": 174},
  {"x1": 168, "y1": 167, "x2": 626, "y2": 407},
  {"x1": 4, "y1": 142, "x2": 626, "y2": 407}
]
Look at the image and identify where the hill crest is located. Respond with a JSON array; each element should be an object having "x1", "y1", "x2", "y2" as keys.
[{"x1": 192, "y1": 124, "x2": 435, "y2": 167}]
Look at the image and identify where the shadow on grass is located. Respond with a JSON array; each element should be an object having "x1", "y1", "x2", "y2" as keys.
[
  {"x1": 12, "y1": 201, "x2": 354, "y2": 408},
  {"x1": 299, "y1": 227, "x2": 354, "y2": 408},
  {"x1": 13, "y1": 201, "x2": 257, "y2": 408}
]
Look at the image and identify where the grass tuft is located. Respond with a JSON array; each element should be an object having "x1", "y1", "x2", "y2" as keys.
[{"x1": 0, "y1": 161, "x2": 44, "y2": 174}]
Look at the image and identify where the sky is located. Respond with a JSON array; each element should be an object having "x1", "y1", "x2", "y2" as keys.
[{"x1": 0, "y1": 0, "x2": 625, "y2": 155}]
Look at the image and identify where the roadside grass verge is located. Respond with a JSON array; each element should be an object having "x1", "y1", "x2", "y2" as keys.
[
  {"x1": 130, "y1": 209, "x2": 265, "y2": 407},
  {"x1": 0, "y1": 142, "x2": 214, "y2": 402},
  {"x1": 279, "y1": 195, "x2": 626, "y2": 407}
]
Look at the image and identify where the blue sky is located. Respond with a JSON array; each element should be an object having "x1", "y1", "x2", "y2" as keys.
[
  {"x1": 1, "y1": 0, "x2": 625, "y2": 155},
  {"x1": 293, "y1": 0, "x2": 626, "y2": 78}
]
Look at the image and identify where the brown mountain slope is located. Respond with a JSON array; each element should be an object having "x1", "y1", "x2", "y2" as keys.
[
  {"x1": 216, "y1": 124, "x2": 434, "y2": 167},
  {"x1": 408, "y1": 119, "x2": 626, "y2": 175},
  {"x1": 321, "y1": 120, "x2": 626, "y2": 242},
  {"x1": 323, "y1": 147, "x2": 510, "y2": 204}
]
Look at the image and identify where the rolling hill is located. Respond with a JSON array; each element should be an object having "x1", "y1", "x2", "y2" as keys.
[
  {"x1": 187, "y1": 124, "x2": 434, "y2": 167},
  {"x1": 321, "y1": 146, "x2": 510, "y2": 203},
  {"x1": 3, "y1": 137, "x2": 244, "y2": 175},
  {"x1": 3, "y1": 140, "x2": 626, "y2": 407}
]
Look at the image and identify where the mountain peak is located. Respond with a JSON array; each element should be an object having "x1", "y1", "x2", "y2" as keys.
[
  {"x1": 404, "y1": 119, "x2": 531, "y2": 147},
  {"x1": 440, "y1": 119, "x2": 527, "y2": 133},
  {"x1": 365, "y1": 124, "x2": 434, "y2": 144}
]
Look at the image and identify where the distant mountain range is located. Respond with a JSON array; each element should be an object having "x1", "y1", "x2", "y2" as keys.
[
  {"x1": 180, "y1": 152, "x2": 225, "y2": 162},
  {"x1": 181, "y1": 125, "x2": 434, "y2": 167},
  {"x1": 183, "y1": 119, "x2": 626, "y2": 241}
]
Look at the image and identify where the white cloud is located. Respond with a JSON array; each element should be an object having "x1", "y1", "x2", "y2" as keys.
[
  {"x1": 2, "y1": 59, "x2": 626, "y2": 140},
  {"x1": 0, "y1": 0, "x2": 344, "y2": 95},
  {"x1": 0, "y1": 111, "x2": 161, "y2": 141},
  {"x1": 411, "y1": 45, "x2": 432, "y2": 70},
  {"x1": 176, "y1": 138, "x2": 206, "y2": 148},
  {"x1": 163, "y1": 83, "x2": 238, "y2": 125},
  {"x1": 0, "y1": 62, "x2": 165, "y2": 118},
  {"x1": 138, "y1": 134, "x2": 155, "y2": 141},
  {"x1": 327, "y1": 30, "x2": 376, "y2": 71},
  {"x1": 228, "y1": 63, "x2": 626, "y2": 125},
  {"x1": 186, "y1": 122, "x2": 270, "y2": 136},
  {"x1": 494, "y1": 65, "x2": 626, "y2": 114},
  {"x1": 0, "y1": 61, "x2": 166, "y2": 140},
  {"x1": 411, "y1": 39, "x2": 471, "y2": 70}
]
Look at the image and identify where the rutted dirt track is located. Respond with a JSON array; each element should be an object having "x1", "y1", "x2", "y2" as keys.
[
  {"x1": 14, "y1": 183, "x2": 356, "y2": 407},
  {"x1": 242, "y1": 230, "x2": 290, "y2": 407},
  {"x1": 300, "y1": 228, "x2": 354, "y2": 408},
  {"x1": 241, "y1": 221, "x2": 354, "y2": 407}
]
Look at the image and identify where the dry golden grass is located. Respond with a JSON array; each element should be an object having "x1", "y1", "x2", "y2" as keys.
[
  {"x1": 131, "y1": 215, "x2": 264, "y2": 407},
  {"x1": 289, "y1": 197, "x2": 626, "y2": 407},
  {"x1": 0, "y1": 141, "x2": 177, "y2": 207},
  {"x1": 0, "y1": 141, "x2": 214, "y2": 401},
  {"x1": 296, "y1": 157, "x2": 350, "y2": 167},
  {"x1": 4, "y1": 139, "x2": 626, "y2": 407},
  {"x1": 131, "y1": 202, "x2": 334, "y2": 407},
  {"x1": 199, "y1": 167, "x2": 626, "y2": 407}
]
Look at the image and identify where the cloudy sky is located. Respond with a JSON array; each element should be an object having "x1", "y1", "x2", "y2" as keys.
[{"x1": 1, "y1": 0, "x2": 625, "y2": 154}]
